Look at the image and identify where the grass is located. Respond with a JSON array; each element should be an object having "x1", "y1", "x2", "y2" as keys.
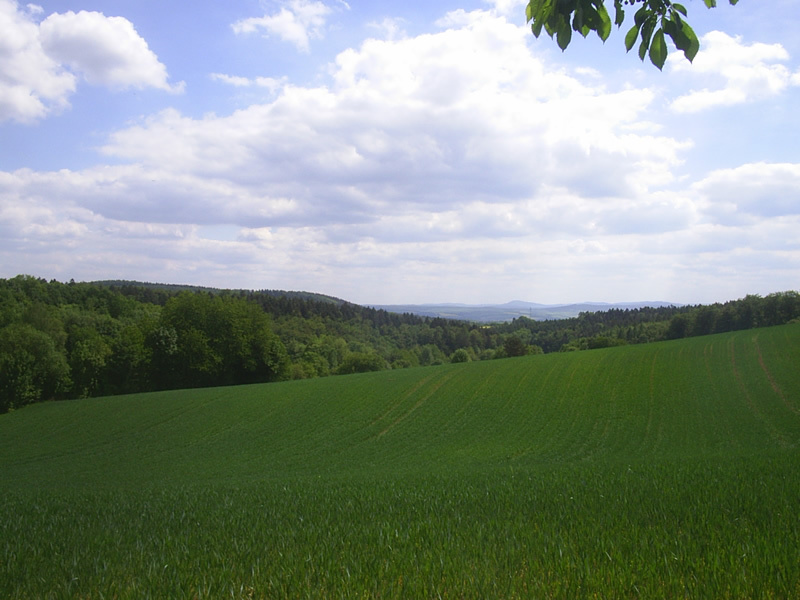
[{"x1": 1, "y1": 324, "x2": 799, "y2": 598}]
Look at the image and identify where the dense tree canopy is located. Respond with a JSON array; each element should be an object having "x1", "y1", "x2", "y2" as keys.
[
  {"x1": 0, "y1": 275, "x2": 797, "y2": 413},
  {"x1": 526, "y1": 0, "x2": 740, "y2": 69}
]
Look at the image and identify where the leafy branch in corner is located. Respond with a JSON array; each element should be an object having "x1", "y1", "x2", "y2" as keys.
[{"x1": 526, "y1": 0, "x2": 740, "y2": 70}]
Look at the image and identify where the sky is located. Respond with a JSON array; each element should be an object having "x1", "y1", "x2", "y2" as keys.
[{"x1": 1, "y1": 0, "x2": 799, "y2": 305}]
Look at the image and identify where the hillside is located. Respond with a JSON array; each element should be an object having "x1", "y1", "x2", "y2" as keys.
[
  {"x1": 3, "y1": 276, "x2": 799, "y2": 413},
  {"x1": 1, "y1": 325, "x2": 799, "y2": 599},
  {"x1": 3, "y1": 324, "x2": 798, "y2": 487}
]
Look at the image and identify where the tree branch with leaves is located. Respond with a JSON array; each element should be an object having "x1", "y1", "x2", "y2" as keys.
[{"x1": 526, "y1": 0, "x2": 740, "y2": 70}]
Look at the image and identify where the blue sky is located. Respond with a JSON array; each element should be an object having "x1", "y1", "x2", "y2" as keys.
[{"x1": 1, "y1": 0, "x2": 798, "y2": 305}]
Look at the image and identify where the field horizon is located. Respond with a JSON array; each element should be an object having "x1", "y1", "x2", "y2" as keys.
[{"x1": 1, "y1": 323, "x2": 799, "y2": 597}]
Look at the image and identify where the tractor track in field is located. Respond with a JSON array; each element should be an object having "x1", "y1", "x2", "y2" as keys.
[
  {"x1": 364, "y1": 373, "x2": 437, "y2": 432},
  {"x1": 752, "y1": 334, "x2": 798, "y2": 415},
  {"x1": 729, "y1": 336, "x2": 793, "y2": 448},
  {"x1": 376, "y1": 371, "x2": 458, "y2": 439},
  {"x1": 641, "y1": 349, "x2": 662, "y2": 454}
]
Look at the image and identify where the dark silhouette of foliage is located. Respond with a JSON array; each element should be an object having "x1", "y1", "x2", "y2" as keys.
[{"x1": 527, "y1": 0, "x2": 739, "y2": 70}]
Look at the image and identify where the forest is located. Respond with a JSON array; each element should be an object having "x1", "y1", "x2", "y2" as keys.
[{"x1": 1, "y1": 274, "x2": 798, "y2": 413}]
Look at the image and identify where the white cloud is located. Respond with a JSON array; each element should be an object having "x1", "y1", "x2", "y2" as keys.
[
  {"x1": 39, "y1": 9, "x2": 183, "y2": 93},
  {"x1": 0, "y1": 5, "x2": 699, "y2": 282},
  {"x1": 2, "y1": 5, "x2": 798, "y2": 303},
  {"x1": 367, "y1": 18, "x2": 407, "y2": 41},
  {"x1": 210, "y1": 73, "x2": 253, "y2": 87},
  {"x1": 232, "y1": 0, "x2": 337, "y2": 53},
  {"x1": 94, "y1": 12, "x2": 683, "y2": 239},
  {"x1": 483, "y1": 0, "x2": 527, "y2": 20},
  {"x1": 670, "y1": 31, "x2": 798, "y2": 113},
  {"x1": 694, "y1": 162, "x2": 800, "y2": 224},
  {"x1": 0, "y1": 0, "x2": 75, "y2": 122},
  {"x1": 0, "y1": 0, "x2": 181, "y2": 123},
  {"x1": 210, "y1": 73, "x2": 287, "y2": 92}
]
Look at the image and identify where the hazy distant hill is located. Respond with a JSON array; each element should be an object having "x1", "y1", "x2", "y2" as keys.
[
  {"x1": 94, "y1": 280, "x2": 677, "y2": 322},
  {"x1": 369, "y1": 300, "x2": 681, "y2": 322}
]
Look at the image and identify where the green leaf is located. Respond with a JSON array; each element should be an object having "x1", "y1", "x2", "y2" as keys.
[
  {"x1": 625, "y1": 24, "x2": 640, "y2": 52},
  {"x1": 596, "y1": 2, "x2": 612, "y2": 41},
  {"x1": 557, "y1": 18, "x2": 573, "y2": 50},
  {"x1": 680, "y1": 21, "x2": 699, "y2": 61},
  {"x1": 573, "y1": 4, "x2": 585, "y2": 33},
  {"x1": 638, "y1": 16, "x2": 656, "y2": 60},
  {"x1": 649, "y1": 28, "x2": 667, "y2": 70},
  {"x1": 525, "y1": 0, "x2": 719, "y2": 70},
  {"x1": 634, "y1": 6, "x2": 649, "y2": 27},
  {"x1": 668, "y1": 17, "x2": 699, "y2": 63},
  {"x1": 663, "y1": 18, "x2": 677, "y2": 39},
  {"x1": 614, "y1": 1, "x2": 625, "y2": 27},
  {"x1": 638, "y1": 37, "x2": 648, "y2": 61},
  {"x1": 529, "y1": 0, "x2": 552, "y2": 25}
]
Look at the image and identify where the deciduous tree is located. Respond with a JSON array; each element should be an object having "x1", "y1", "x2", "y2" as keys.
[
  {"x1": 526, "y1": 0, "x2": 739, "y2": 70},
  {"x1": 504, "y1": 335, "x2": 529, "y2": 357},
  {"x1": 0, "y1": 324, "x2": 70, "y2": 411}
]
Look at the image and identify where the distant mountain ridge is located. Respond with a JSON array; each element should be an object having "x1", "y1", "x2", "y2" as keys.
[
  {"x1": 368, "y1": 300, "x2": 681, "y2": 323},
  {"x1": 93, "y1": 279, "x2": 679, "y2": 323}
]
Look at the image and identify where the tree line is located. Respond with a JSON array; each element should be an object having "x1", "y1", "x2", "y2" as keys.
[
  {"x1": 1, "y1": 275, "x2": 798, "y2": 413},
  {"x1": 498, "y1": 292, "x2": 800, "y2": 353}
]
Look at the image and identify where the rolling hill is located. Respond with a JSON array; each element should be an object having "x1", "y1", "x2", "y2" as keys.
[
  {"x1": 1, "y1": 324, "x2": 798, "y2": 598},
  {"x1": 2, "y1": 324, "x2": 797, "y2": 488}
]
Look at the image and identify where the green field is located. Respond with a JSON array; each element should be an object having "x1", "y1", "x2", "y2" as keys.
[{"x1": 1, "y1": 325, "x2": 799, "y2": 598}]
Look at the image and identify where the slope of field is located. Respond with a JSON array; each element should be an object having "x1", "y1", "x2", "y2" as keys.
[
  {"x1": 2, "y1": 324, "x2": 798, "y2": 487},
  {"x1": 1, "y1": 324, "x2": 799, "y2": 598}
]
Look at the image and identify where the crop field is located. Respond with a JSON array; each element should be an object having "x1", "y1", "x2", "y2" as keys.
[{"x1": 1, "y1": 324, "x2": 799, "y2": 598}]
